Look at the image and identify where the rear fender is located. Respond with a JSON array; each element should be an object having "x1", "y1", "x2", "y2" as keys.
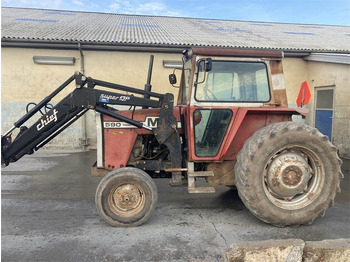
[{"x1": 221, "y1": 108, "x2": 305, "y2": 160}]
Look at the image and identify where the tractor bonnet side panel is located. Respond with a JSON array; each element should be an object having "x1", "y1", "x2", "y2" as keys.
[
  {"x1": 103, "y1": 126, "x2": 138, "y2": 170},
  {"x1": 102, "y1": 108, "x2": 159, "y2": 171},
  {"x1": 100, "y1": 107, "x2": 182, "y2": 170}
]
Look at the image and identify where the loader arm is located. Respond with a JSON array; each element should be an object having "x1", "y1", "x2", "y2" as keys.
[{"x1": 1, "y1": 72, "x2": 178, "y2": 167}]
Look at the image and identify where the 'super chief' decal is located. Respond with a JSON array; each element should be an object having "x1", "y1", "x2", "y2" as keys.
[
  {"x1": 99, "y1": 94, "x2": 131, "y2": 103},
  {"x1": 103, "y1": 116, "x2": 181, "y2": 129}
]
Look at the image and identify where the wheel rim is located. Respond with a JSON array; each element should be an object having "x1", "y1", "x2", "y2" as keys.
[
  {"x1": 263, "y1": 145, "x2": 325, "y2": 210},
  {"x1": 108, "y1": 183, "x2": 146, "y2": 218}
]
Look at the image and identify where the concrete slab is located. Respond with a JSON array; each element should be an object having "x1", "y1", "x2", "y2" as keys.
[
  {"x1": 2, "y1": 150, "x2": 350, "y2": 261},
  {"x1": 223, "y1": 239, "x2": 305, "y2": 262},
  {"x1": 303, "y1": 239, "x2": 350, "y2": 262},
  {"x1": 223, "y1": 238, "x2": 350, "y2": 262}
]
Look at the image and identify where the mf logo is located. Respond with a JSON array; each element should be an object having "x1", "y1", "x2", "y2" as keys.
[{"x1": 145, "y1": 117, "x2": 159, "y2": 128}]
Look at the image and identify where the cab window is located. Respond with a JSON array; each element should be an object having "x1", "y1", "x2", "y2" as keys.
[{"x1": 195, "y1": 60, "x2": 270, "y2": 102}]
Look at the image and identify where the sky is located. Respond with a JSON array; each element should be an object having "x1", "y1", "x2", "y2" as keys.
[{"x1": 1, "y1": 0, "x2": 350, "y2": 26}]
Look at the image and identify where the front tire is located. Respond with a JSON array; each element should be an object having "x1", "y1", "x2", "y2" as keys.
[
  {"x1": 235, "y1": 122, "x2": 343, "y2": 227},
  {"x1": 95, "y1": 167, "x2": 158, "y2": 227}
]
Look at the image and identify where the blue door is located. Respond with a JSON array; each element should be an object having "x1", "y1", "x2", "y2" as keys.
[{"x1": 315, "y1": 89, "x2": 334, "y2": 140}]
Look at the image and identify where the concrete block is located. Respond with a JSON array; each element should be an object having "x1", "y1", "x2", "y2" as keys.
[
  {"x1": 223, "y1": 239, "x2": 304, "y2": 262},
  {"x1": 303, "y1": 238, "x2": 350, "y2": 262}
]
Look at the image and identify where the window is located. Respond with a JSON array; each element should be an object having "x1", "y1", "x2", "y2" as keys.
[
  {"x1": 194, "y1": 109, "x2": 232, "y2": 157},
  {"x1": 316, "y1": 89, "x2": 334, "y2": 109},
  {"x1": 195, "y1": 60, "x2": 270, "y2": 102}
]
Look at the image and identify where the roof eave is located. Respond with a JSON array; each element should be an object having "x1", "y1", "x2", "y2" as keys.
[
  {"x1": 1, "y1": 38, "x2": 189, "y2": 53},
  {"x1": 2, "y1": 38, "x2": 350, "y2": 56}
]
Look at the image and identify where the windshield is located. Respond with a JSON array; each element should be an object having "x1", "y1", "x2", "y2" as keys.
[{"x1": 195, "y1": 60, "x2": 270, "y2": 102}]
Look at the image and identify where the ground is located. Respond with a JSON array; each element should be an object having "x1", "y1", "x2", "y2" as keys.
[{"x1": 2, "y1": 150, "x2": 349, "y2": 262}]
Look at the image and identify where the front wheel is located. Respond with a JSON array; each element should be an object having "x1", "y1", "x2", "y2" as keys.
[
  {"x1": 235, "y1": 122, "x2": 343, "y2": 227},
  {"x1": 95, "y1": 167, "x2": 158, "y2": 227}
]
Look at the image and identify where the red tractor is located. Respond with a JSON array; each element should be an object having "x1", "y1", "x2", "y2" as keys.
[{"x1": 2, "y1": 48, "x2": 343, "y2": 227}]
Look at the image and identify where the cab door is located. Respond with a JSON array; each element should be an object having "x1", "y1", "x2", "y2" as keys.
[{"x1": 190, "y1": 107, "x2": 234, "y2": 160}]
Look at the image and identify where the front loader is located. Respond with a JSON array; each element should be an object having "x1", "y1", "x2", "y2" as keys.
[{"x1": 2, "y1": 48, "x2": 343, "y2": 227}]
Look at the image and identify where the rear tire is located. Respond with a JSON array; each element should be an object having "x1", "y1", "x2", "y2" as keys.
[
  {"x1": 235, "y1": 122, "x2": 343, "y2": 227},
  {"x1": 95, "y1": 167, "x2": 158, "y2": 227}
]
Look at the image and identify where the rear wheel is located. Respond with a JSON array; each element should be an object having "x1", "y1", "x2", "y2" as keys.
[
  {"x1": 235, "y1": 122, "x2": 343, "y2": 227},
  {"x1": 95, "y1": 167, "x2": 158, "y2": 227}
]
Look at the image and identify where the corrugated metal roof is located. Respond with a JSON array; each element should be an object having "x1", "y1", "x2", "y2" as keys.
[{"x1": 2, "y1": 7, "x2": 350, "y2": 52}]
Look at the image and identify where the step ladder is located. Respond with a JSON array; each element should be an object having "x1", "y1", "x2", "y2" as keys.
[{"x1": 187, "y1": 162, "x2": 216, "y2": 194}]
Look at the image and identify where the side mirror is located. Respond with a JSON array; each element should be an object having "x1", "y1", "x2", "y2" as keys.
[
  {"x1": 195, "y1": 58, "x2": 212, "y2": 85},
  {"x1": 169, "y1": 74, "x2": 177, "y2": 85},
  {"x1": 205, "y1": 58, "x2": 212, "y2": 72}
]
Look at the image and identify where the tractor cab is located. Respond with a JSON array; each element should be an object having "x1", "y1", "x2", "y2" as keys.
[{"x1": 170, "y1": 48, "x2": 290, "y2": 163}]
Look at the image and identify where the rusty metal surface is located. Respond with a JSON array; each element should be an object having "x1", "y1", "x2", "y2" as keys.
[
  {"x1": 91, "y1": 163, "x2": 109, "y2": 177},
  {"x1": 269, "y1": 60, "x2": 284, "y2": 74},
  {"x1": 187, "y1": 162, "x2": 215, "y2": 193},
  {"x1": 269, "y1": 60, "x2": 288, "y2": 107},
  {"x1": 188, "y1": 173, "x2": 216, "y2": 193},
  {"x1": 192, "y1": 48, "x2": 283, "y2": 58},
  {"x1": 206, "y1": 161, "x2": 236, "y2": 186},
  {"x1": 108, "y1": 183, "x2": 145, "y2": 217},
  {"x1": 155, "y1": 93, "x2": 178, "y2": 144},
  {"x1": 164, "y1": 168, "x2": 188, "y2": 172},
  {"x1": 271, "y1": 89, "x2": 288, "y2": 107},
  {"x1": 263, "y1": 146, "x2": 325, "y2": 210},
  {"x1": 266, "y1": 153, "x2": 311, "y2": 198}
]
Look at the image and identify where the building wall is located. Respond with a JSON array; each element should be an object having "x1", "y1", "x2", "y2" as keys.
[
  {"x1": 282, "y1": 58, "x2": 312, "y2": 124},
  {"x1": 2, "y1": 48, "x2": 83, "y2": 149},
  {"x1": 307, "y1": 61, "x2": 350, "y2": 158},
  {"x1": 283, "y1": 58, "x2": 350, "y2": 158},
  {"x1": 2, "y1": 47, "x2": 349, "y2": 158}
]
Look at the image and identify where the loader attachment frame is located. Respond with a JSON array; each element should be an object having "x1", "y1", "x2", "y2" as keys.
[{"x1": 1, "y1": 72, "x2": 180, "y2": 168}]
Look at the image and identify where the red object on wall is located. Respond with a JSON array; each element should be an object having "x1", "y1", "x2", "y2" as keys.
[{"x1": 296, "y1": 81, "x2": 311, "y2": 107}]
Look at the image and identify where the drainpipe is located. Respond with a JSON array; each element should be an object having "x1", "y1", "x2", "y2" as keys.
[{"x1": 78, "y1": 43, "x2": 89, "y2": 150}]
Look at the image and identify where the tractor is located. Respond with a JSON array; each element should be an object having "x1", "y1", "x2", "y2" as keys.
[{"x1": 2, "y1": 48, "x2": 343, "y2": 227}]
